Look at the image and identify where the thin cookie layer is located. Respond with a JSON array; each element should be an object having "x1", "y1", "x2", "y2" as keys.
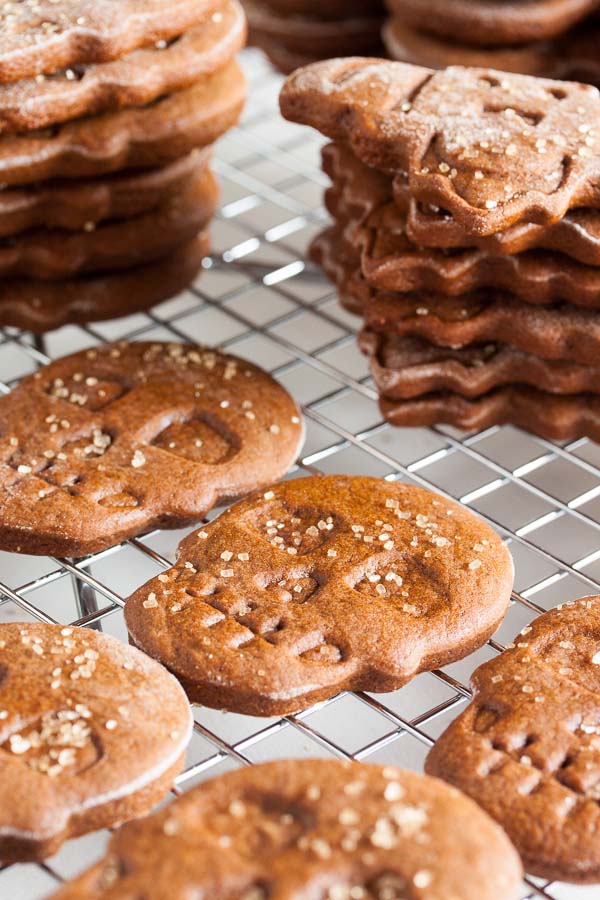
[
  {"x1": 125, "y1": 475, "x2": 513, "y2": 717},
  {"x1": 0, "y1": 0, "x2": 220, "y2": 82},
  {"x1": 312, "y1": 227, "x2": 600, "y2": 366},
  {"x1": 427, "y1": 596, "x2": 600, "y2": 883},
  {"x1": 386, "y1": 0, "x2": 600, "y2": 46},
  {"x1": 281, "y1": 58, "x2": 600, "y2": 236},
  {"x1": 0, "y1": 150, "x2": 207, "y2": 239},
  {"x1": 0, "y1": 234, "x2": 209, "y2": 334},
  {"x1": 359, "y1": 330, "x2": 600, "y2": 399},
  {"x1": 47, "y1": 760, "x2": 523, "y2": 900},
  {"x1": 0, "y1": 622, "x2": 192, "y2": 864},
  {"x1": 379, "y1": 388, "x2": 600, "y2": 443},
  {"x1": 0, "y1": 0, "x2": 246, "y2": 134},
  {"x1": 0, "y1": 62, "x2": 246, "y2": 188},
  {"x1": 0, "y1": 341, "x2": 304, "y2": 556},
  {"x1": 0, "y1": 165, "x2": 218, "y2": 280},
  {"x1": 324, "y1": 139, "x2": 600, "y2": 269}
]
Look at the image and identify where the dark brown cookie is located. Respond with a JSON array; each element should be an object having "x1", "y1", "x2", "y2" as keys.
[
  {"x1": 0, "y1": 341, "x2": 304, "y2": 556},
  {"x1": 0, "y1": 622, "x2": 192, "y2": 864},
  {"x1": 383, "y1": 17, "x2": 600, "y2": 88},
  {"x1": 0, "y1": 234, "x2": 209, "y2": 334},
  {"x1": 360, "y1": 329, "x2": 600, "y2": 399},
  {"x1": 47, "y1": 759, "x2": 523, "y2": 900},
  {"x1": 0, "y1": 150, "x2": 207, "y2": 239},
  {"x1": 0, "y1": 61, "x2": 246, "y2": 188},
  {"x1": 313, "y1": 227, "x2": 600, "y2": 366},
  {"x1": 325, "y1": 138, "x2": 600, "y2": 268},
  {"x1": 246, "y1": 0, "x2": 384, "y2": 59},
  {"x1": 125, "y1": 474, "x2": 513, "y2": 717},
  {"x1": 0, "y1": 164, "x2": 218, "y2": 280},
  {"x1": 427, "y1": 595, "x2": 600, "y2": 883},
  {"x1": 386, "y1": 0, "x2": 600, "y2": 46},
  {"x1": 0, "y1": 0, "x2": 221, "y2": 83},
  {"x1": 379, "y1": 387, "x2": 600, "y2": 442},
  {"x1": 0, "y1": 0, "x2": 246, "y2": 134},
  {"x1": 280, "y1": 58, "x2": 600, "y2": 237}
]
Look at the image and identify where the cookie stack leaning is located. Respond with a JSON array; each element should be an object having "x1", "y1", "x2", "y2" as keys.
[
  {"x1": 281, "y1": 58, "x2": 600, "y2": 443},
  {"x1": 243, "y1": 0, "x2": 385, "y2": 74},
  {"x1": 0, "y1": 0, "x2": 247, "y2": 333},
  {"x1": 383, "y1": 0, "x2": 600, "y2": 87}
]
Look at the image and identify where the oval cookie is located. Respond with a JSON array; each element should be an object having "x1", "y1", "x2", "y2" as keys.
[
  {"x1": 0, "y1": 622, "x2": 192, "y2": 864},
  {"x1": 427, "y1": 596, "x2": 600, "y2": 883},
  {"x1": 47, "y1": 759, "x2": 523, "y2": 900},
  {"x1": 125, "y1": 474, "x2": 514, "y2": 716},
  {"x1": 0, "y1": 342, "x2": 304, "y2": 556}
]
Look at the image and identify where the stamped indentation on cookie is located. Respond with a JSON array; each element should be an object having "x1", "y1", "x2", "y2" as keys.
[
  {"x1": 152, "y1": 413, "x2": 240, "y2": 465},
  {"x1": 46, "y1": 375, "x2": 129, "y2": 411},
  {"x1": 262, "y1": 572, "x2": 321, "y2": 604}
]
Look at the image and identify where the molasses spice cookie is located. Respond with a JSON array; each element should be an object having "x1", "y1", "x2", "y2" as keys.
[
  {"x1": 0, "y1": 342, "x2": 304, "y2": 557},
  {"x1": 48, "y1": 759, "x2": 523, "y2": 900},
  {"x1": 125, "y1": 475, "x2": 514, "y2": 716},
  {"x1": 0, "y1": 622, "x2": 192, "y2": 864},
  {"x1": 427, "y1": 596, "x2": 600, "y2": 883},
  {"x1": 280, "y1": 58, "x2": 600, "y2": 236}
]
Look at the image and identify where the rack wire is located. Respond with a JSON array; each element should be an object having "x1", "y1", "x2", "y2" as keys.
[{"x1": 1, "y1": 48, "x2": 599, "y2": 899}]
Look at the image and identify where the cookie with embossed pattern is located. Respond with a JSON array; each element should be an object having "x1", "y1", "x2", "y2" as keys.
[
  {"x1": 325, "y1": 144, "x2": 600, "y2": 308},
  {"x1": 47, "y1": 759, "x2": 523, "y2": 900},
  {"x1": 0, "y1": 0, "x2": 246, "y2": 134},
  {"x1": 427, "y1": 596, "x2": 600, "y2": 883},
  {"x1": 0, "y1": 621, "x2": 192, "y2": 864},
  {"x1": 0, "y1": 61, "x2": 246, "y2": 188},
  {"x1": 125, "y1": 474, "x2": 513, "y2": 716},
  {"x1": 0, "y1": 0, "x2": 222, "y2": 83},
  {"x1": 0, "y1": 341, "x2": 303, "y2": 556},
  {"x1": 0, "y1": 163, "x2": 218, "y2": 280},
  {"x1": 280, "y1": 58, "x2": 600, "y2": 237},
  {"x1": 386, "y1": 0, "x2": 600, "y2": 46}
]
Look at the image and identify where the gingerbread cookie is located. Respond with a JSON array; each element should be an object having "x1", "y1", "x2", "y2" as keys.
[
  {"x1": 360, "y1": 330, "x2": 600, "y2": 399},
  {"x1": 253, "y1": 0, "x2": 384, "y2": 20},
  {"x1": 47, "y1": 759, "x2": 523, "y2": 900},
  {"x1": 386, "y1": 0, "x2": 600, "y2": 46},
  {"x1": 280, "y1": 58, "x2": 600, "y2": 236},
  {"x1": 0, "y1": 165, "x2": 218, "y2": 280},
  {"x1": 125, "y1": 474, "x2": 513, "y2": 717},
  {"x1": 0, "y1": 61, "x2": 246, "y2": 187},
  {"x1": 379, "y1": 388, "x2": 600, "y2": 442},
  {"x1": 0, "y1": 150, "x2": 207, "y2": 239},
  {"x1": 0, "y1": 0, "x2": 246, "y2": 134},
  {"x1": 427, "y1": 595, "x2": 600, "y2": 883},
  {"x1": 325, "y1": 139, "x2": 600, "y2": 268},
  {"x1": 313, "y1": 227, "x2": 600, "y2": 366},
  {"x1": 0, "y1": 342, "x2": 303, "y2": 556},
  {"x1": 0, "y1": 622, "x2": 192, "y2": 864},
  {"x1": 0, "y1": 234, "x2": 209, "y2": 333},
  {"x1": 0, "y1": 0, "x2": 220, "y2": 83}
]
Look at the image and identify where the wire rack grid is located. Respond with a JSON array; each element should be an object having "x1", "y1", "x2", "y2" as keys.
[{"x1": 1, "y1": 48, "x2": 599, "y2": 900}]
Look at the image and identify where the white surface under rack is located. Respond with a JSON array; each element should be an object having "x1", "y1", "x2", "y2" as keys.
[{"x1": 1, "y1": 49, "x2": 598, "y2": 900}]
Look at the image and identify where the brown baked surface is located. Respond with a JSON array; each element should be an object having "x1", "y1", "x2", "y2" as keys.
[
  {"x1": 0, "y1": 622, "x2": 192, "y2": 864},
  {"x1": 427, "y1": 596, "x2": 600, "y2": 883},
  {"x1": 125, "y1": 474, "x2": 513, "y2": 716},
  {"x1": 47, "y1": 759, "x2": 523, "y2": 899},
  {"x1": 0, "y1": 341, "x2": 304, "y2": 556}
]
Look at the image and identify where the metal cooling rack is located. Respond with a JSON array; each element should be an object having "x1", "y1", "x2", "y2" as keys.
[{"x1": 1, "y1": 48, "x2": 599, "y2": 900}]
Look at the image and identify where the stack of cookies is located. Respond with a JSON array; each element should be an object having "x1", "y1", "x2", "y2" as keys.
[
  {"x1": 383, "y1": 0, "x2": 600, "y2": 87},
  {"x1": 0, "y1": 0, "x2": 247, "y2": 333},
  {"x1": 281, "y1": 58, "x2": 600, "y2": 442},
  {"x1": 244, "y1": 0, "x2": 385, "y2": 74}
]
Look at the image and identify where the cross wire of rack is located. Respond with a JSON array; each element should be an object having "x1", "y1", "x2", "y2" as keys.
[{"x1": 1, "y1": 49, "x2": 599, "y2": 900}]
